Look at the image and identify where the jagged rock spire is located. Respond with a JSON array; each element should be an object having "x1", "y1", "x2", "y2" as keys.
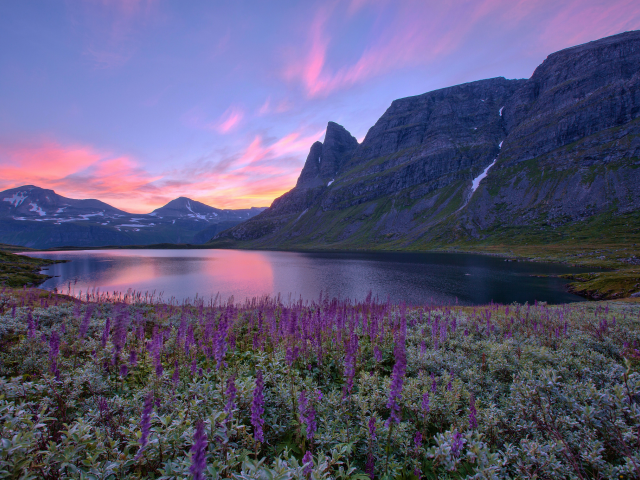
[{"x1": 296, "y1": 122, "x2": 358, "y2": 188}]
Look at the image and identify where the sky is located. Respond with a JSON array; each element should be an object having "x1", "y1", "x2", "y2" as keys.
[{"x1": 1, "y1": 0, "x2": 639, "y2": 213}]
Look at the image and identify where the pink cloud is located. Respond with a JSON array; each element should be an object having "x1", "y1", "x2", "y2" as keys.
[
  {"x1": 216, "y1": 106, "x2": 245, "y2": 133},
  {"x1": 284, "y1": 0, "x2": 640, "y2": 97},
  {"x1": 0, "y1": 124, "x2": 325, "y2": 212}
]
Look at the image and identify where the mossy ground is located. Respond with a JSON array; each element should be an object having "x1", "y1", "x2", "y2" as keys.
[{"x1": 0, "y1": 246, "x2": 61, "y2": 288}]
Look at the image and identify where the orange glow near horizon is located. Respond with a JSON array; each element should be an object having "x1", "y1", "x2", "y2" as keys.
[{"x1": 0, "y1": 129, "x2": 323, "y2": 213}]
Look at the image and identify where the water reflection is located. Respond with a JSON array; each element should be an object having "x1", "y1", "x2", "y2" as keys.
[{"x1": 25, "y1": 249, "x2": 593, "y2": 305}]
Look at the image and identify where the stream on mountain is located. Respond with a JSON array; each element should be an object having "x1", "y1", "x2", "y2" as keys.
[{"x1": 22, "y1": 249, "x2": 596, "y2": 305}]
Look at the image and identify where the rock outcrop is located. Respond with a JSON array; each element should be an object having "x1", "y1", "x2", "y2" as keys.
[{"x1": 212, "y1": 30, "x2": 640, "y2": 250}]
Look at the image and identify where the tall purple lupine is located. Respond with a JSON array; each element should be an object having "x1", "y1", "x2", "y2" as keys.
[
  {"x1": 342, "y1": 333, "x2": 357, "y2": 398},
  {"x1": 225, "y1": 375, "x2": 237, "y2": 420},
  {"x1": 79, "y1": 306, "x2": 93, "y2": 338},
  {"x1": 101, "y1": 318, "x2": 111, "y2": 349},
  {"x1": 368, "y1": 415, "x2": 377, "y2": 441},
  {"x1": 189, "y1": 420, "x2": 208, "y2": 480},
  {"x1": 298, "y1": 390, "x2": 317, "y2": 440},
  {"x1": 251, "y1": 370, "x2": 265, "y2": 443},
  {"x1": 302, "y1": 450, "x2": 313, "y2": 477},
  {"x1": 421, "y1": 392, "x2": 430, "y2": 415},
  {"x1": 469, "y1": 393, "x2": 478, "y2": 429},
  {"x1": 386, "y1": 332, "x2": 407, "y2": 425},
  {"x1": 136, "y1": 394, "x2": 154, "y2": 459},
  {"x1": 171, "y1": 360, "x2": 180, "y2": 385},
  {"x1": 450, "y1": 430, "x2": 465, "y2": 457},
  {"x1": 49, "y1": 330, "x2": 60, "y2": 377},
  {"x1": 128, "y1": 349, "x2": 138, "y2": 368},
  {"x1": 414, "y1": 431, "x2": 423, "y2": 448}
]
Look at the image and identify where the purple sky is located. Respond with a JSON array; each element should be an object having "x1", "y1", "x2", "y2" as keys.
[{"x1": 1, "y1": 0, "x2": 639, "y2": 212}]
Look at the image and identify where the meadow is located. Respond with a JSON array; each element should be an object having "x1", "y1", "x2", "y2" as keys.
[{"x1": 0, "y1": 287, "x2": 639, "y2": 479}]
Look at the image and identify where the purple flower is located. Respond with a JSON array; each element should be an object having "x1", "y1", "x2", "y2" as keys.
[
  {"x1": 302, "y1": 450, "x2": 313, "y2": 477},
  {"x1": 368, "y1": 415, "x2": 377, "y2": 441},
  {"x1": 421, "y1": 392, "x2": 430, "y2": 415},
  {"x1": 27, "y1": 312, "x2": 37, "y2": 339},
  {"x1": 414, "y1": 431, "x2": 423, "y2": 448},
  {"x1": 386, "y1": 334, "x2": 406, "y2": 425},
  {"x1": 172, "y1": 360, "x2": 180, "y2": 385},
  {"x1": 450, "y1": 430, "x2": 465, "y2": 457},
  {"x1": 225, "y1": 375, "x2": 237, "y2": 419},
  {"x1": 469, "y1": 393, "x2": 477, "y2": 429},
  {"x1": 373, "y1": 345, "x2": 382, "y2": 363},
  {"x1": 128, "y1": 349, "x2": 137, "y2": 368},
  {"x1": 136, "y1": 394, "x2": 154, "y2": 459},
  {"x1": 101, "y1": 318, "x2": 111, "y2": 348},
  {"x1": 251, "y1": 370, "x2": 265, "y2": 443},
  {"x1": 189, "y1": 420, "x2": 208, "y2": 480},
  {"x1": 49, "y1": 331, "x2": 60, "y2": 377},
  {"x1": 298, "y1": 390, "x2": 317, "y2": 440},
  {"x1": 119, "y1": 364, "x2": 128, "y2": 377},
  {"x1": 366, "y1": 454, "x2": 375, "y2": 479},
  {"x1": 343, "y1": 334, "x2": 358, "y2": 397},
  {"x1": 431, "y1": 372, "x2": 437, "y2": 392}
]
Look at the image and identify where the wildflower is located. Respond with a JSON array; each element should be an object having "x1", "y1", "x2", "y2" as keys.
[
  {"x1": 119, "y1": 364, "x2": 128, "y2": 377},
  {"x1": 225, "y1": 375, "x2": 237, "y2": 419},
  {"x1": 374, "y1": 345, "x2": 382, "y2": 362},
  {"x1": 27, "y1": 311, "x2": 36, "y2": 339},
  {"x1": 450, "y1": 430, "x2": 465, "y2": 457},
  {"x1": 101, "y1": 318, "x2": 111, "y2": 348},
  {"x1": 189, "y1": 420, "x2": 208, "y2": 480},
  {"x1": 421, "y1": 392, "x2": 430, "y2": 415},
  {"x1": 49, "y1": 331, "x2": 60, "y2": 377},
  {"x1": 251, "y1": 369, "x2": 265, "y2": 443},
  {"x1": 386, "y1": 334, "x2": 407, "y2": 425},
  {"x1": 368, "y1": 415, "x2": 377, "y2": 441},
  {"x1": 469, "y1": 393, "x2": 477, "y2": 429},
  {"x1": 366, "y1": 454, "x2": 375, "y2": 479},
  {"x1": 128, "y1": 349, "x2": 137, "y2": 368},
  {"x1": 298, "y1": 390, "x2": 317, "y2": 439},
  {"x1": 414, "y1": 431, "x2": 423, "y2": 448},
  {"x1": 302, "y1": 450, "x2": 313, "y2": 477},
  {"x1": 172, "y1": 360, "x2": 180, "y2": 385},
  {"x1": 136, "y1": 394, "x2": 154, "y2": 459},
  {"x1": 343, "y1": 336, "x2": 357, "y2": 397}
]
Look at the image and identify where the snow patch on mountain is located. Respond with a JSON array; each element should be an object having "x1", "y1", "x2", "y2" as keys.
[
  {"x1": 470, "y1": 158, "x2": 498, "y2": 194},
  {"x1": 3, "y1": 192, "x2": 28, "y2": 207},
  {"x1": 29, "y1": 203, "x2": 46, "y2": 216}
]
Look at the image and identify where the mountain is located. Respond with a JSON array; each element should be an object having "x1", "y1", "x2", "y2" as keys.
[
  {"x1": 211, "y1": 30, "x2": 640, "y2": 250},
  {"x1": 0, "y1": 186, "x2": 267, "y2": 248}
]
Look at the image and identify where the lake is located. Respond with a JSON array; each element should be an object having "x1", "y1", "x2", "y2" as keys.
[{"x1": 22, "y1": 249, "x2": 594, "y2": 305}]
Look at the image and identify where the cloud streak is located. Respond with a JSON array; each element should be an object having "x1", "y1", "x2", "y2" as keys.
[
  {"x1": 0, "y1": 127, "x2": 324, "y2": 212},
  {"x1": 284, "y1": 0, "x2": 640, "y2": 97}
]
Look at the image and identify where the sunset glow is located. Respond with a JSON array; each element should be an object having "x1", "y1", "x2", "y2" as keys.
[{"x1": 1, "y1": 1, "x2": 639, "y2": 212}]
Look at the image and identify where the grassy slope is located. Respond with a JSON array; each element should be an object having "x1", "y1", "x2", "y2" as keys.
[{"x1": 0, "y1": 247, "x2": 61, "y2": 287}]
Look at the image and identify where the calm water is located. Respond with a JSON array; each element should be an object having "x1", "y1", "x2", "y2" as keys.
[{"x1": 24, "y1": 249, "x2": 592, "y2": 305}]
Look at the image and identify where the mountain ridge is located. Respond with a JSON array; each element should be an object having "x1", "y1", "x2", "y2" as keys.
[
  {"x1": 210, "y1": 30, "x2": 640, "y2": 252},
  {"x1": 0, "y1": 185, "x2": 267, "y2": 248}
]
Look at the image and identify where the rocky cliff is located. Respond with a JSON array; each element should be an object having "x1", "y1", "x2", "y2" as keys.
[{"x1": 212, "y1": 31, "x2": 640, "y2": 250}]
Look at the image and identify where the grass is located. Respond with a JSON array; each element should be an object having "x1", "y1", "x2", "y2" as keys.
[{"x1": 0, "y1": 247, "x2": 61, "y2": 288}]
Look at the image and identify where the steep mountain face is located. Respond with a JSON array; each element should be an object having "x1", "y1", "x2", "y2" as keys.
[
  {"x1": 463, "y1": 30, "x2": 640, "y2": 234},
  {"x1": 213, "y1": 30, "x2": 640, "y2": 250},
  {"x1": 0, "y1": 186, "x2": 266, "y2": 248}
]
